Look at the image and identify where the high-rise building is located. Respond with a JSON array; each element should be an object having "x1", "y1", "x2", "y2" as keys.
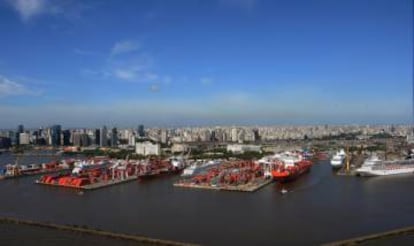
[
  {"x1": 100, "y1": 126, "x2": 107, "y2": 147},
  {"x1": 253, "y1": 128, "x2": 260, "y2": 142},
  {"x1": 15, "y1": 124, "x2": 24, "y2": 145},
  {"x1": 128, "y1": 132, "x2": 136, "y2": 146},
  {"x1": 138, "y1": 125, "x2": 145, "y2": 137},
  {"x1": 210, "y1": 130, "x2": 216, "y2": 142},
  {"x1": 0, "y1": 137, "x2": 11, "y2": 149},
  {"x1": 19, "y1": 133, "x2": 30, "y2": 145},
  {"x1": 95, "y1": 129, "x2": 100, "y2": 146},
  {"x1": 50, "y1": 125, "x2": 62, "y2": 146},
  {"x1": 17, "y1": 124, "x2": 24, "y2": 134},
  {"x1": 72, "y1": 132, "x2": 82, "y2": 147},
  {"x1": 62, "y1": 130, "x2": 71, "y2": 146},
  {"x1": 81, "y1": 133, "x2": 90, "y2": 146},
  {"x1": 111, "y1": 127, "x2": 118, "y2": 147},
  {"x1": 231, "y1": 128, "x2": 238, "y2": 142},
  {"x1": 160, "y1": 129, "x2": 168, "y2": 144}
]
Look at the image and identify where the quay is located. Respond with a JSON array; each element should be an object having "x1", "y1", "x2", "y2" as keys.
[
  {"x1": 36, "y1": 175, "x2": 139, "y2": 190},
  {"x1": 173, "y1": 178, "x2": 272, "y2": 192},
  {"x1": 35, "y1": 158, "x2": 186, "y2": 190},
  {"x1": 0, "y1": 217, "x2": 198, "y2": 246},
  {"x1": 174, "y1": 160, "x2": 271, "y2": 192}
]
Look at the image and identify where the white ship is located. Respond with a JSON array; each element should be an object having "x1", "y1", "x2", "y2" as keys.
[
  {"x1": 181, "y1": 160, "x2": 221, "y2": 177},
  {"x1": 356, "y1": 155, "x2": 414, "y2": 176},
  {"x1": 330, "y1": 149, "x2": 346, "y2": 169}
]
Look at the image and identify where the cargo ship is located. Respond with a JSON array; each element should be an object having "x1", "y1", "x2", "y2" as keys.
[
  {"x1": 137, "y1": 158, "x2": 186, "y2": 179},
  {"x1": 271, "y1": 153, "x2": 312, "y2": 182},
  {"x1": 0, "y1": 160, "x2": 73, "y2": 180}
]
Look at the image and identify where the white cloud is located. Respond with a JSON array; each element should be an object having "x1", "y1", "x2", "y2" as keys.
[
  {"x1": 0, "y1": 75, "x2": 39, "y2": 97},
  {"x1": 111, "y1": 40, "x2": 140, "y2": 56},
  {"x1": 114, "y1": 69, "x2": 136, "y2": 81},
  {"x1": 149, "y1": 84, "x2": 160, "y2": 92},
  {"x1": 200, "y1": 77, "x2": 214, "y2": 85},
  {"x1": 7, "y1": 0, "x2": 90, "y2": 22},
  {"x1": 8, "y1": 0, "x2": 46, "y2": 21}
]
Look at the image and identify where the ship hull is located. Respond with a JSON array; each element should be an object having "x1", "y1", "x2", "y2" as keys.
[
  {"x1": 138, "y1": 167, "x2": 183, "y2": 180},
  {"x1": 357, "y1": 168, "x2": 414, "y2": 176},
  {"x1": 272, "y1": 165, "x2": 311, "y2": 183}
]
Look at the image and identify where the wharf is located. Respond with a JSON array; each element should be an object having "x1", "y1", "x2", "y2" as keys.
[
  {"x1": 36, "y1": 175, "x2": 138, "y2": 190},
  {"x1": 173, "y1": 178, "x2": 273, "y2": 192}
]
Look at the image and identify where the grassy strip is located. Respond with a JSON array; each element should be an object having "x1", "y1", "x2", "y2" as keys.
[{"x1": 322, "y1": 226, "x2": 414, "y2": 245}]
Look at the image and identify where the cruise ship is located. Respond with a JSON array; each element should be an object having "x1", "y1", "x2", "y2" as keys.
[
  {"x1": 330, "y1": 149, "x2": 346, "y2": 169},
  {"x1": 356, "y1": 155, "x2": 414, "y2": 176}
]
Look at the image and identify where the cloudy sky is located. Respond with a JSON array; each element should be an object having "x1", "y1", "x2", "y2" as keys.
[{"x1": 0, "y1": 0, "x2": 412, "y2": 128}]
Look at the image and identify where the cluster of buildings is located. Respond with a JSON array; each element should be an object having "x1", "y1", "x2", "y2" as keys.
[
  {"x1": 0, "y1": 124, "x2": 412, "y2": 154},
  {"x1": 144, "y1": 124, "x2": 411, "y2": 143},
  {"x1": 0, "y1": 124, "x2": 146, "y2": 149}
]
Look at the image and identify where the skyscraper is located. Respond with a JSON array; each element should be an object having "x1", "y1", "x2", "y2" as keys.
[
  {"x1": 15, "y1": 124, "x2": 24, "y2": 145},
  {"x1": 50, "y1": 125, "x2": 62, "y2": 146},
  {"x1": 138, "y1": 125, "x2": 145, "y2": 137},
  {"x1": 62, "y1": 130, "x2": 71, "y2": 146},
  {"x1": 95, "y1": 129, "x2": 100, "y2": 146},
  {"x1": 100, "y1": 126, "x2": 107, "y2": 147},
  {"x1": 111, "y1": 127, "x2": 118, "y2": 147}
]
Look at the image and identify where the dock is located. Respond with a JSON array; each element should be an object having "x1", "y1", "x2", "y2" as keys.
[
  {"x1": 36, "y1": 175, "x2": 138, "y2": 190},
  {"x1": 173, "y1": 178, "x2": 273, "y2": 192}
]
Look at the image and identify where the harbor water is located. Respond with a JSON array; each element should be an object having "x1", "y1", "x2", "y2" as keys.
[{"x1": 1, "y1": 152, "x2": 414, "y2": 245}]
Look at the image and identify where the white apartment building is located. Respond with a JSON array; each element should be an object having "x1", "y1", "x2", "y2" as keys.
[
  {"x1": 227, "y1": 144, "x2": 261, "y2": 154},
  {"x1": 136, "y1": 141, "x2": 161, "y2": 156}
]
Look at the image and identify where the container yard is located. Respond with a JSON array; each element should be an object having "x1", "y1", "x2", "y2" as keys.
[
  {"x1": 36, "y1": 157, "x2": 186, "y2": 190},
  {"x1": 174, "y1": 160, "x2": 273, "y2": 192}
]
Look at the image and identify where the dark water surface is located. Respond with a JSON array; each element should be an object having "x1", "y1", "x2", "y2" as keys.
[
  {"x1": 0, "y1": 223, "x2": 149, "y2": 246},
  {"x1": 1, "y1": 152, "x2": 414, "y2": 245}
]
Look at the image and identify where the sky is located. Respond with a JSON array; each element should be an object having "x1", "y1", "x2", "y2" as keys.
[{"x1": 0, "y1": 0, "x2": 412, "y2": 128}]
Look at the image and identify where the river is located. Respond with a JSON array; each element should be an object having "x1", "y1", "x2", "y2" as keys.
[{"x1": 0, "y1": 152, "x2": 413, "y2": 245}]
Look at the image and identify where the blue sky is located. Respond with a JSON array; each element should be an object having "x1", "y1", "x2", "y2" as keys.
[{"x1": 0, "y1": 0, "x2": 412, "y2": 128}]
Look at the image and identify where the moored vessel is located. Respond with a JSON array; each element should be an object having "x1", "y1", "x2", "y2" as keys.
[
  {"x1": 271, "y1": 152, "x2": 312, "y2": 182},
  {"x1": 356, "y1": 155, "x2": 414, "y2": 176},
  {"x1": 330, "y1": 149, "x2": 346, "y2": 169}
]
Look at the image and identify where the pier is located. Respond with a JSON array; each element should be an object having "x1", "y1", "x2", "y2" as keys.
[
  {"x1": 173, "y1": 160, "x2": 272, "y2": 192},
  {"x1": 173, "y1": 178, "x2": 272, "y2": 192},
  {"x1": 36, "y1": 175, "x2": 139, "y2": 190}
]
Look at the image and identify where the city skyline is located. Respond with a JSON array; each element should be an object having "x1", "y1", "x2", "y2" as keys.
[{"x1": 0, "y1": 0, "x2": 412, "y2": 128}]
